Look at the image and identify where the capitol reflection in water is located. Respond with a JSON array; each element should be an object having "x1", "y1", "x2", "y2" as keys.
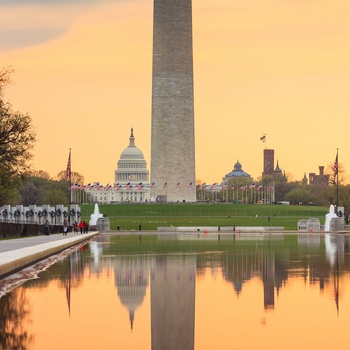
[{"x1": 1, "y1": 233, "x2": 350, "y2": 350}]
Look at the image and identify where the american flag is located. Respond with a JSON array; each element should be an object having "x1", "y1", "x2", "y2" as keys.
[
  {"x1": 136, "y1": 182, "x2": 143, "y2": 190},
  {"x1": 163, "y1": 182, "x2": 167, "y2": 189},
  {"x1": 240, "y1": 185, "x2": 246, "y2": 190},
  {"x1": 249, "y1": 183, "x2": 255, "y2": 190},
  {"x1": 257, "y1": 184, "x2": 263, "y2": 190},
  {"x1": 210, "y1": 183, "x2": 217, "y2": 190},
  {"x1": 187, "y1": 182, "x2": 193, "y2": 187},
  {"x1": 333, "y1": 151, "x2": 338, "y2": 177},
  {"x1": 125, "y1": 182, "x2": 132, "y2": 189},
  {"x1": 222, "y1": 183, "x2": 228, "y2": 189},
  {"x1": 199, "y1": 182, "x2": 206, "y2": 190},
  {"x1": 114, "y1": 183, "x2": 122, "y2": 190},
  {"x1": 150, "y1": 182, "x2": 155, "y2": 188},
  {"x1": 176, "y1": 182, "x2": 180, "y2": 188},
  {"x1": 70, "y1": 183, "x2": 79, "y2": 190},
  {"x1": 65, "y1": 150, "x2": 71, "y2": 181}
]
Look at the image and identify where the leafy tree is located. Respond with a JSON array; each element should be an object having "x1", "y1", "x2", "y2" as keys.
[
  {"x1": 17, "y1": 171, "x2": 70, "y2": 205},
  {"x1": 275, "y1": 181, "x2": 297, "y2": 203},
  {"x1": 0, "y1": 67, "x2": 36, "y2": 204},
  {"x1": 338, "y1": 185, "x2": 350, "y2": 224},
  {"x1": 284, "y1": 185, "x2": 313, "y2": 205},
  {"x1": 43, "y1": 189, "x2": 69, "y2": 205}
]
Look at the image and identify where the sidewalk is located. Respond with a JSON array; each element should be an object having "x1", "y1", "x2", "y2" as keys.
[{"x1": 0, "y1": 232, "x2": 99, "y2": 278}]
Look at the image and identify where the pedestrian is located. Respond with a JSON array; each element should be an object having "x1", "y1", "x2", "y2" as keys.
[
  {"x1": 63, "y1": 219, "x2": 68, "y2": 236},
  {"x1": 78, "y1": 220, "x2": 84, "y2": 234},
  {"x1": 73, "y1": 221, "x2": 78, "y2": 234},
  {"x1": 84, "y1": 221, "x2": 89, "y2": 234},
  {"x1": 44, "y1": 220, "x2": 50, "y2": 236}
]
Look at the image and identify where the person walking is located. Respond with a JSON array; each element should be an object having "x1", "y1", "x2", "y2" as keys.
[
  {"x1": 84, "y1": 221, "x2": 89, "y2": 234},
  {"x1": 63, "y1": 219, "x2": 68, "y2": 236},
  {"x1": 73, "y1": 221, "x2": 78, "y2": 234},
  {"x1": 44, "y1": 220, "x2": 50, "y2": 236},
  {"x1": 78, "y1": 220, "x2": 84, "y2": 234}
]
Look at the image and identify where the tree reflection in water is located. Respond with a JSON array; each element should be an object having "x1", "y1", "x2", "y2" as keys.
[{"x1": 0, "y1": 287, "x2": 34, "y2": 349}]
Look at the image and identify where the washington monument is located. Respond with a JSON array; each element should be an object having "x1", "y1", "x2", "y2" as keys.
[{"x1": 150, "y1": 0, "x2": 196, "y2": 202}]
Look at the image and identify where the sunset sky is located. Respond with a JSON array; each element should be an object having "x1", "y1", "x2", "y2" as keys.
[{"x1": 1, "y1": 0, "x2": 349, "y2": 185}]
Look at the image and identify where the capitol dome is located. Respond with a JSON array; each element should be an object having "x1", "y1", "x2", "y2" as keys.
[
  {"x1": 115, "y1": 128, "x2": 150, "y2": 188},
  {"x1": 119, "y1": 128, "x2": 145, "y2": 159},
  {"x1": 86, "y1": 128, "x2": 150, "y2": 204}
]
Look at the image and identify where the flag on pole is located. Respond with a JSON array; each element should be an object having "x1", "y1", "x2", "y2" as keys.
[
  {"x1": 176, "y1": 182, "x2": 180, "y2": 188},
  {"x1": 210, "y1": 183, "x2": 217, "y2": 190},
  {"x1": 163, "y1": 182, "x2": 167, "y2": 189},
  {"x1": 65, "y1": 150, "x2": 71, "y2": 180},
  {"x1": 199, "y1": 183, "x2": 206, "y2": 190},
  {"x1": 187, "y1": 182, "x2": 193, "y2": 187},
  {"x1": 333, "y1": 151, "x2": 338, "y2": 177},
  {"x1": 249, "y1": 183, "x2": 255, "y2": 190}
]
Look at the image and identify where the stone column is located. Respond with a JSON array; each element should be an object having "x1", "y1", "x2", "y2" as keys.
[{"x1": 151, "y1": 0, "x2": 196, "y2": 202}]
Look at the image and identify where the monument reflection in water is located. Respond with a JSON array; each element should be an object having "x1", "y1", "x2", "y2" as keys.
[{"x1": 1, "y1": 233, "x2": 350, "y2": 350}]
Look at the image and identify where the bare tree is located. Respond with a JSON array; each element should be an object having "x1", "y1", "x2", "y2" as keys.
[{"x1": 56, "y1": 170, "x2": 84, "y2": 185}]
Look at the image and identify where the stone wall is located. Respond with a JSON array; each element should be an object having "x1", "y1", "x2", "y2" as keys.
[{"x1": 0, "y1": 222, "x2": 64, "y2": 239}]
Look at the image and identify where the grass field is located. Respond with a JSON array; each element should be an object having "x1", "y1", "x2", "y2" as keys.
[{"x1": 80, "y1": 203, "x2": 328, "y2": 231}]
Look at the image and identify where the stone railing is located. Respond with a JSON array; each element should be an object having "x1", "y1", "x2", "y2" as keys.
[{"x1": 0, "y1": 204, "x2": 81, "y2": 226}]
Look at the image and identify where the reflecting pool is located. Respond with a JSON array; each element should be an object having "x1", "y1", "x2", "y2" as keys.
[{"x1": 1, "y1": 233, "x2": 350, "y2": 350}]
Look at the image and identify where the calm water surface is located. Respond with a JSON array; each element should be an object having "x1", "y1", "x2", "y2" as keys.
[{"x1": 1, "y1": 233, "x2": 350, "y2": 350}]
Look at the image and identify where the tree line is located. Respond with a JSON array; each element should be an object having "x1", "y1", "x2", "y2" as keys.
[{"x1": 1, "y1": 66, "x2": 350, "y2": 223}]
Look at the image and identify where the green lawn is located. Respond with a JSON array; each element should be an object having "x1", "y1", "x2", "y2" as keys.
[{"x1": 80, "y1": 203, "x2": 328, "y2": 231}]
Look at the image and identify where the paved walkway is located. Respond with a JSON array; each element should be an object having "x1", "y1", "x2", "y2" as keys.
[{"x1": 0, "y1": 232, "x2": 99, "y2": 277}]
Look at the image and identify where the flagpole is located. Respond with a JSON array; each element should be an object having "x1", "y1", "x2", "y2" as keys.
[
  {"x1": 66, "y1": 148, "x2": 72, "y2": 227},
  {"x1": 336, "y1": 148, "x2": 339, "y2": 209}
]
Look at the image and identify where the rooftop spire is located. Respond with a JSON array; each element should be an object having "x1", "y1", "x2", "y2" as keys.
[{"x1": 129, "y1": 127, "x2": 135, "y2": 147}]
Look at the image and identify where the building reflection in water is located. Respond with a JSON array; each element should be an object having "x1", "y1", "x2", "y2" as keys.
[
  {"x1": 114, "y1": 255, "x2": 149, "y2": 331},
  {"x1": 150, "y1": 255, "x2": 196, "y2": 350},
  {"x1": 2, "y1": 234, "x2": 350, "y2": 349}
]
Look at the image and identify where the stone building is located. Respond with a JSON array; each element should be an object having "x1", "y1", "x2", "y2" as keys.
[
  {"x1": 86, "y1": 129, "x2": 150, "y2": 203},
  {"x1": 222, "y1": 160, "x2": 252, "y2": 183},
  {"x1": 309, "y1": 166, "x2": 329, "y2": 185},
  {"x1": 262, "y1": 149, "x2": 275, "y2": 176}
]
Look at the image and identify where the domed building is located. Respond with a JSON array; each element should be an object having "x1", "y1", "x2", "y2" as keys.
[
  {"x1": 86, "y1": 128, "x2": 150, "y2": 203},
  {"x1": 115, "y1": 128, "x2": 149, "y2": 184},
  {"x1": 222, "y1": 160, "x2": 252, "y2": 183}
]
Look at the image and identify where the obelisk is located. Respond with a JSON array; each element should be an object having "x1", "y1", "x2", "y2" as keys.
[{"x1": 150, "y1": 0, "x2": 196, "y2": 203}]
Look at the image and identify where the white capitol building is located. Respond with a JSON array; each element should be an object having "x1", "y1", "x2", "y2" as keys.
[{"x1": 86, "y1": 128, "x2": 150, "y2": 203}]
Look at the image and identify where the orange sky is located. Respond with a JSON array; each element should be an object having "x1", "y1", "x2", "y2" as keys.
[{"x1": 2, "y1": 0, "x2": 349, "y2": 185}]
